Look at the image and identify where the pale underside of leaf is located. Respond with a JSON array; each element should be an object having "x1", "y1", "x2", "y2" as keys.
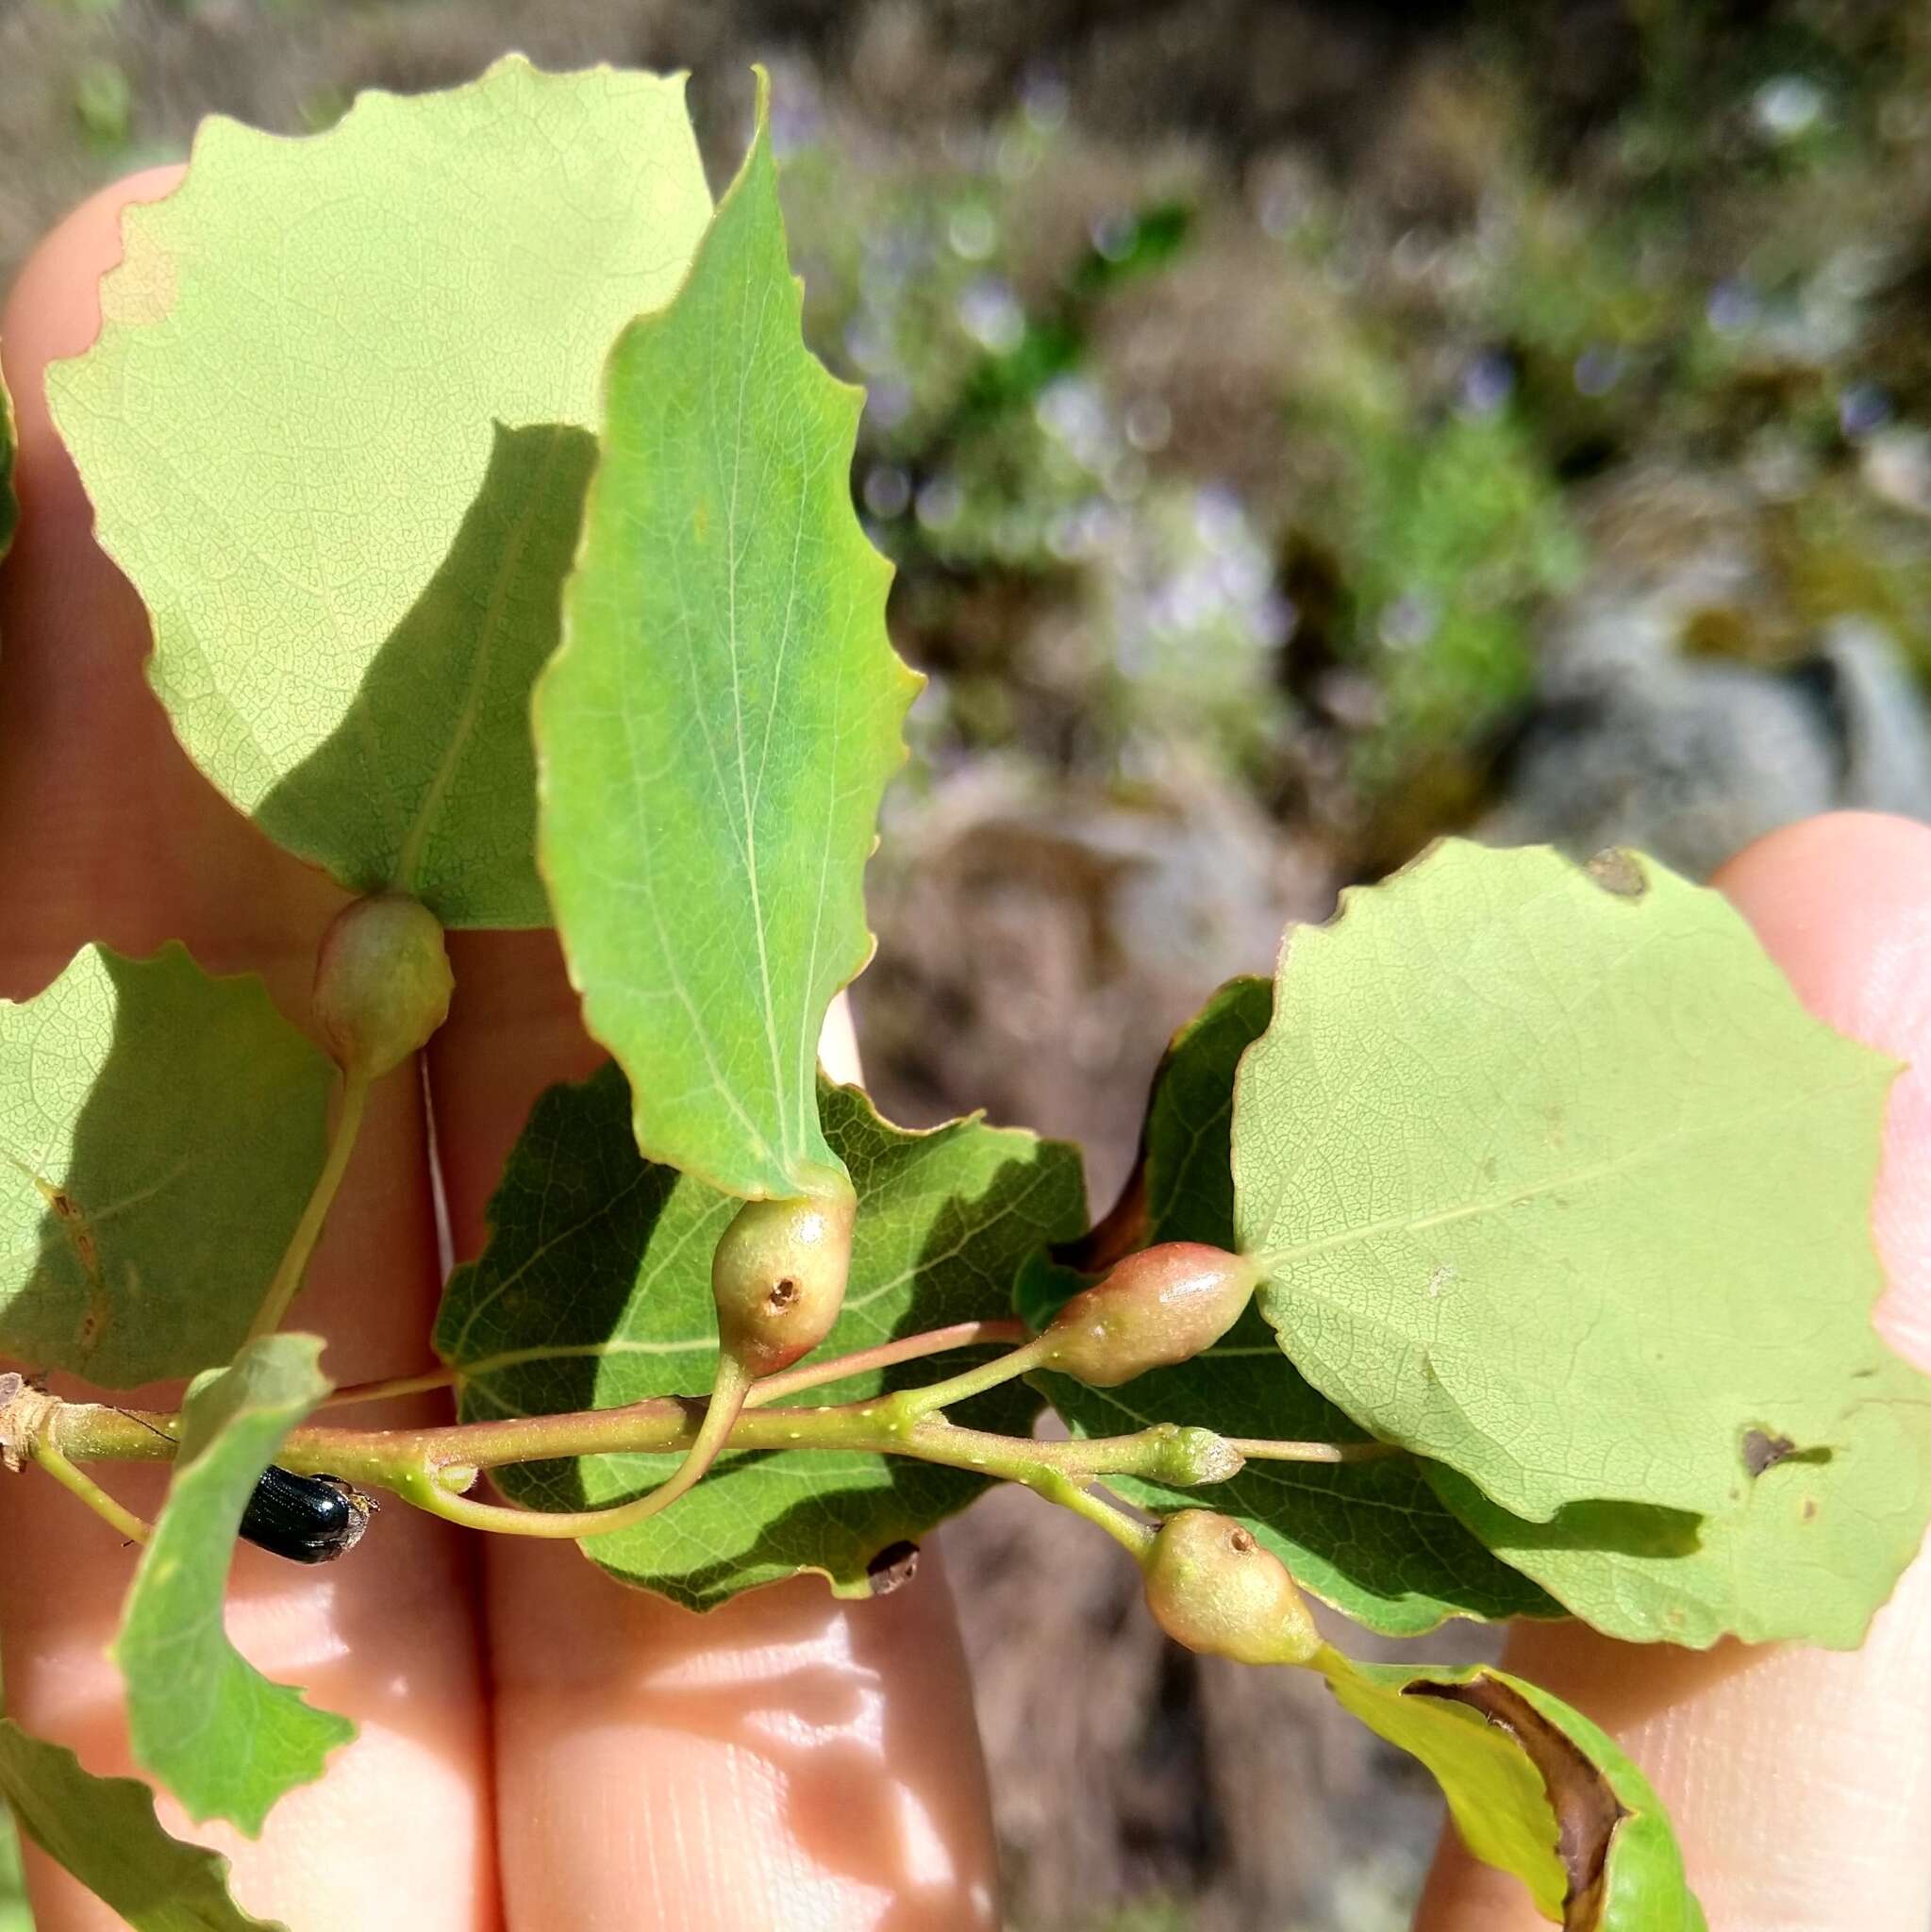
[
  {"x1": 1036, "y1": 973, "x2": 1558, "y2": 1633},
  {"x1": 1427, "y1": 1347, "x2": 1931, "y2": 1648},
  {"x1": 0, "y1": 1722, "x2": 284, "y2": 1932},
  {"x1": 0, "y1": 944, "x2": 333, "y2": 1386},
  {"x1": 537, "y1": 77, "x2": 917, "y2": 1198},
  {"x1": 48, "y1": 58, "x2": 713, "y2": 924},
  {"x1": 436, "y1": 1066, "x2": 1084, "y2": 1607},
  {"x1": 1234, "y1": 840, "x2": 1901, "y2": 1525},
  {"x1": 115, "y1": 1335, "x2": 353, "y2": 1834},
  {"x1": 1321, "y1": 1657, "x2": 1706, "y2": 1930}
]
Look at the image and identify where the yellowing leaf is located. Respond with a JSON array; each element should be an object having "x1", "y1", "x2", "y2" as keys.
[
  {"x1": 50, "y1": 60, "x2": 712, "y2": 925},
  {"x1": 537, "y1": 76, "x2": 916, "y2": 1198},
  {"x1": 1234, "y1": 841, "x2": 1904, "y2": 1525},
  {"x1": 1320, "y1": 1656, "x2": 1706, "y2": 1929}
]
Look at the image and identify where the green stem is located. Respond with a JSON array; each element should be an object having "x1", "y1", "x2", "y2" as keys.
[
  {"x1": 48, "y1": 1391, "x2": 1247, "y2": 1489},
  {"x1": 247, "y1": 1071, "x2": 371, "y2": 1342},
  {"x1": 394, "y1": 1398, "x2": 1186, "y2": 1547},
  {"x1": 415, "y1": 1356, "x2": 757, "y2": 1541},
  {"x1": 42, "y1": 1388, "x2": 1390, "y2": 1560},
  {"x1": 32, "y1": 1439, "x2": 151, "y2": 1544}
]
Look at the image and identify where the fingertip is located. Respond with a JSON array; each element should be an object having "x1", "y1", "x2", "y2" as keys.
[
  {"x1": 1715, "y1": 809, "x2": 1931, "y2": 1369},
  {"x1": 487, "y1": 1541, "x2": 999, "y2": 1930},
  {"x1": 4, "y1": 165, "x2": 189, "y2": 567},
  {"x1": 2, "y1": 167, "x2": 185, "y2": 462},
  {"x1": 1715, "y1": 810, "x2": 1931, "y2": 991}
]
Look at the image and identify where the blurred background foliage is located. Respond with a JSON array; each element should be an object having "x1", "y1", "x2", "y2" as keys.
[{"x1": 4, "y1": 1, "x2": 1931, "y2": 1926}]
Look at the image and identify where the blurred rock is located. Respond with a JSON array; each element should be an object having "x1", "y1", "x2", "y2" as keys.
[{"x1": 1483, "y1": 548, "x2": 1931, "y2": 879}]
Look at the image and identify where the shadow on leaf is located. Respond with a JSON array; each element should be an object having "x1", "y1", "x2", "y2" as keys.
[{"x1": 258, "y1": 420, "x2": 595, "y2": 928}]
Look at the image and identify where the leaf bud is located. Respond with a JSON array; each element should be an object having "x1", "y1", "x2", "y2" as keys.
[
  {"x1": 1039, "y1": 1242, "x2": 1257, "y2": 1387},
  {"x1": 711, "y1": 1173, "x2": 857, "y2": 1378},
  {"x1": 312, "y1": 894, "x2": 454, "y2": 1078},
  {"x1": 1142, "y1": 1510, "x2": 1322, "y2": 1666}
]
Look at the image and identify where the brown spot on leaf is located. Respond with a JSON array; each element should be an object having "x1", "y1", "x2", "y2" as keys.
[
  {"x1": 1743, "y1": 1429, "x2": 1795, "y2": 1476},
  {"x1": 1801, "y1": 1497, "x2": 1819, "y2": 1521},
  {"x1": 1741, "y1": 1429, "x2": 1830, "y2": 1478},
  {"x1": 1407, "y1": 1674, "x2": 1628, "y2": 1930},
  {"x1": 38, "y1": 1183, "x2": 101, "y2": 1279},
  {"x1": 42, "y1": 1184, "x2": 113, "y2": 1363},
  {"x1": 865, "y1": 1541, "x2": 921, "y2": 1595},
  {"x1": 1584, "y1": 849, "x2": 1647, "y2": 898},
  {"x1": 75, "y1": 1291, "x2": 111, "y2": 1362}
]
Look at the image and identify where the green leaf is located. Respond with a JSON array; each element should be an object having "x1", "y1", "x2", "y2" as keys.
[
  {"x1": 1320, "y1": 1655, "x2": 1706, "y2": 1930},
  {"x1": 0, "y1": 945, "x2": 334, "y2": 1386},
  {"x1": 536, "y1": 76, "x2": 917, "y2": 1199},
  {"x1": 1234, "y1": 841, "x2": 1903, "y2": 1524},
  {"x1": 436, "y1": 1067, "x2": 1084, "y2": 1607},
  {"x1": 1426, "y1": 1345, "x2": 1931, "y2": 1648},
  {"x1": 0, "y1": 1721, "x2": 281, "y2": 1931},
  {"x1": 1036, "y1": 976, "x2": 1558, "y2": 1635},
  {"x1": 49, "y1": 58, "x2": 713, "y2": 926},
  {"x1": 116, "y1": 1335, "x2": 353, "y2": 1834}
]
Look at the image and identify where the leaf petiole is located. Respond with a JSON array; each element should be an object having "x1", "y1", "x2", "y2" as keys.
[
  {"x1": 1024, "y1": 1471, "x2": 1157, "y2": 1563},
  {"x1": 325, "y1": 1317, "x2": 1035, "y2": 1416},
  {"x1": 1222, "y1": 1437, "x2": 1402, "y2": 1465},
  {"x1": 246, "y1": 1070, "x2": 371, "y2": 1343},
  {"x1": 746, "y1": 1316, "x2": 1031, "y2": 1407},
  {"x1": 30, "y1": 1438, "x2": 151, "y2": 1545},
  {"x1": 322, "y1": 1366, "x2": 456, "y2": 1409},
  {"x1": 883, "y1": 1331, "x2": 1057, "y2": 1421}
]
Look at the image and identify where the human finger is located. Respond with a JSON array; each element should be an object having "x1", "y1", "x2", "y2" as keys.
[{"x1": 0, "y1": 173, "x2": 495, "y2": 1932}]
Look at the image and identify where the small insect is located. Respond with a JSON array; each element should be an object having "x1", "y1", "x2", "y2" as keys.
[{"x1": 240, "y1": 1467, "x2": 375, "y2": 1565}]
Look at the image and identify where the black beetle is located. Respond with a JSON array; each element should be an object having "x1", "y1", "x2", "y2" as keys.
[{"x1": 240, "y1": 1467, "x2": 374, "y2": 1564}]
